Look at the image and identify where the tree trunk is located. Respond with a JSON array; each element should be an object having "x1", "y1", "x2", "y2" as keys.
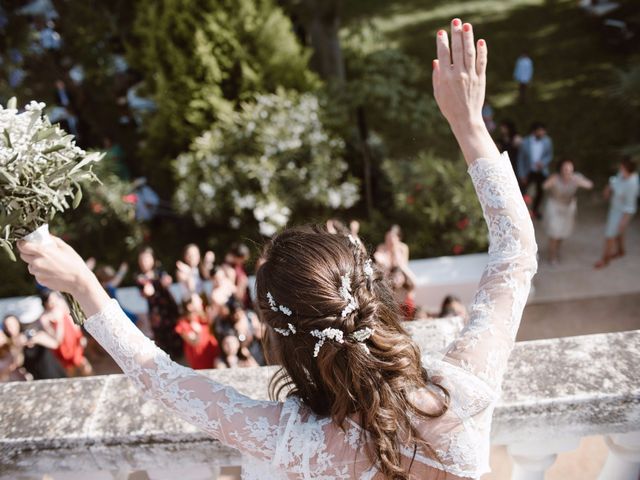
[
  {"x1": 298, "y1": 0, "x2": 345, "y2": 82},
  {"x1": 356, "y1": 106, "x2": 374, "y2": 217}
]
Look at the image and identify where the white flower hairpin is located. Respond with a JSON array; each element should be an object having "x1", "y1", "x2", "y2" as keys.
[
  {"x1": 351, "y1": 327, "x2": 374, "y2": 354},
  {"x1": 274, "y1": 323, "x2": 297, "y2": 336},
  {"x1": 267, "y1": 291, "x2": 296, "y2": 336},
  {"x1": 339, "y1": 273, "x2": 358, "y2": 318},
  {"x1": 310, "y1": 327, "x2": 344, "y2": 357},
  {"x1": 363, "y1": 259, "x2": 374, "y2": 279},
  {"x1": 310, "y1": 326, "x2": 375, "y2": 357},
  {"x1": 266, "y1": 292, "x2": 279, "y2": 312}
]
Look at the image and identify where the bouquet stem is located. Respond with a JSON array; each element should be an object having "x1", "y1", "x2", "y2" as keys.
[
  {"x1": 23, "y1": 224, "x2": 86, "y2": 326},
  {"x1": 62, "y1": 292, "x2": 86, "y2": 326}
]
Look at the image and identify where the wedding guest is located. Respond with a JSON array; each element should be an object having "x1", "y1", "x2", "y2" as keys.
[
  {"x1": 136, "y1": 247, "x2": 182, "y2": 358},
  {"x1": 175, "y1": 294, "x2": 219, "y2": 369},
  {"x1": 496, "y1": 120, "x2": 522, "y2": 178},
  {"x1": 132, "y1": 178, "x2": 160, "y2": 221},
  {"x1": 349, "y1": 220, "x2": 361, "y2": 238},
  {"x1": 374, "y1": 225, "x2": 410, "y2": 274},
  {"x1": 95, "y1": 263, "x2": 137, "y2": 323},
  {"x1": 40, "y1": 291, "x2": 93, "y2": 377},
  {"x1": 439, "y1": 295, "x2": 468, "y2": 320},
  {"x1": 215, "y1": 297, "x2": 255, "y2": 349},
  {"x1": 0, "y1": 318, "x2": 28, "y2": 382},
  {"x1": 389, "y1": 264, "x2": 417, "y2": 320},
  {"x1": 518, "y1": 122, "x2": 553, "y2": 218},
  {"x1": 326, "y1": 218, "x2": 350, "y2": 236},
  {"x1": 513, "y1": 51, "x2": 533, "y2": 102},
  {"x1": 3, "y1": 312, "x2": 66, "y2": 380},
  {"x1": 39, "y1": 21, "x2": 62, "y2": 50},
  {"x1": 53, "y1": 79, "x2": 79, "y2": 138},
  {"x1": 595, "y1": 158, "x2": 639, "y2": 268},
  {"x1": 214, "y1": 334, "x2": 258, "y2": 369},
  {"x1": 482, "y1": 101, "x2": 496, "y2": 132},
  {"x1": 176, "y1": 243, "x2": 206, "y2": 300},
  {"x1": 543, "y1": 159, "x2": 593, "y2": 264},
  {"x1": 222, "y1": 243, "x2": 251, "y2": 307}
]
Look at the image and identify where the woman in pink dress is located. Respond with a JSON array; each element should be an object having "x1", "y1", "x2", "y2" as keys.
[
  {"x1": 20, "y1": 20, "x2": 537, "y2": 479},
  {"x1": 542, "y1": 158, "x2": 593, "y2": 264}
]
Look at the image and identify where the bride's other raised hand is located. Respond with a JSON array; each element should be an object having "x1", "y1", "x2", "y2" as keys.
[{"x1": 432, "y1": 19, "x2": 499, "y2": 165}]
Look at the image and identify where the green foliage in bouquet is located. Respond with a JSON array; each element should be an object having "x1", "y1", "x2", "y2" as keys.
[
  {"x1": 173, "y1": 90, "x2": 359, "y2": 237},
  {"x1": 0, "y1": 98, "x2": 103, "y2": 325},
  {"x1": 130, "y1": 0, "x2": 318, "y2": 196},
  {"x1": 382, "y1": 151, "x2": 488, "y2": 258},
  {"x1": 0, "y1": 99, "x2": 102, "y2": 260}
]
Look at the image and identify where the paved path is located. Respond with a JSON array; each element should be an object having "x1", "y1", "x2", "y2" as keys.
[
  {"x1": 519, "y1": 194, "x2": 640, "y2": 341},
  {"x1": 529, "y1": 196, "x2": 640, "y2": 303}
]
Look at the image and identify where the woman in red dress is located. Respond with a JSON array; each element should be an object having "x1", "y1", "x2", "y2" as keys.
[
  {"x1": 41, "y1": 291, "x2": 93, "y2": 376},
  {"x1": 175, "y1": 294, "x2": 220, "y2": 369}
]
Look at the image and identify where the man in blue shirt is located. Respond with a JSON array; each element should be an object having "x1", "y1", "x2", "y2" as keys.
[
  {"x1": 513, "y1": 52, "x2": 533, "y2": 102},
  {"x1": 517, "y1": 122, "x2": 553, "y2": 219}
]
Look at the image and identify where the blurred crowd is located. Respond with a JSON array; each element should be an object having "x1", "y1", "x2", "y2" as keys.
[{"x1": 0, "y1": 221, "x2": 471, "y2": 382}]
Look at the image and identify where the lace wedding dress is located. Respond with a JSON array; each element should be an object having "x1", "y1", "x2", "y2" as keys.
[{"x1": 84, "y1": 152, "x2": 537, "y2": 479}]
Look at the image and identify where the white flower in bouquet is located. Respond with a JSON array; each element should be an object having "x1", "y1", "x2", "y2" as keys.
[{"x1": 0, "y1": 97, "x2": 103, "y2": 324}]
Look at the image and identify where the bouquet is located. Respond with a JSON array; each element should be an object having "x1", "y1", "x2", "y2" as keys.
[{"x1": 0, "y1": 98, "x2": 103, "y2": 325}]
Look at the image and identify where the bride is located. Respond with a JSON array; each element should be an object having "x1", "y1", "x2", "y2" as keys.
[{"x1": 19, "y1": 19, "x2": 537, "y2": 480}]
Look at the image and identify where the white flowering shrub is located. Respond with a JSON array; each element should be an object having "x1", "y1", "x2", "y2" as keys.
[{"x1": 173, "y1": 90, "x2": 359, "y2": 236}]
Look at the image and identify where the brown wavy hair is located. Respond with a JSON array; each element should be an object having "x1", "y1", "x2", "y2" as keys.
[{"x1": 256, "y1": 226, "x2": 449, "y2": 479}]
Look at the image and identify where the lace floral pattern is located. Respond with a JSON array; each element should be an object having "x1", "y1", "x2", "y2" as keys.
[{"x1": 84, "y1": 152, "x2": 536, "y2": 479}]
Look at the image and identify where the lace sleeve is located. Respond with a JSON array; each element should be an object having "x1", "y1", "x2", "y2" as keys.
[
  {"x1": 84, "y1": 300, "x2": 283, "y2": 462},
  {"x1": 444, "y1": 152, "x2": 538, "y2": 392}
]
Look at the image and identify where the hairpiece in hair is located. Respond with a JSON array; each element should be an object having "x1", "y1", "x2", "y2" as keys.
[
  {"x1": 310, "y1": 327, "x2": 344, "y2": 357},
  {"x1": 351, "y1": 327, "x2": 373, "y2": 342},
  {"x1": 266, "y1": 292, "x2": 279, "y2": 312},
  {"x1": 267, "y1": 291, "x2": 292, "y2": 315},
  {"x1": 273, "y1": 323, "x2": 297, "y2": 336},
  {"x1": 363, "y1": 259, "x2": 374, "y2": 279},
  {"x1": 339, "y1": 273, "x2": 358, "y2": 318},
  {"x1": 348, "y1": 234, "x2": 360, "y2": 248},
  {"x1": 351, "y1": 327, "x2": 374, "y2": 354},
  {"x1": 267, "y1": 292, "x2": 296, "y2": 336},
  {"x1": 310, "y1": 326, "x2": 375, "y2": 357}
]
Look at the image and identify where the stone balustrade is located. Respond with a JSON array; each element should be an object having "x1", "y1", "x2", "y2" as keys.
[{"x1": 1, "y1": 327, "x2": 639, "y2": 480}]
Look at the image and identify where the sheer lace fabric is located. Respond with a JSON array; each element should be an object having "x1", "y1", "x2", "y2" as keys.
[{"x1": 85, "y1": 152, "x2": 537, "y2": 479}]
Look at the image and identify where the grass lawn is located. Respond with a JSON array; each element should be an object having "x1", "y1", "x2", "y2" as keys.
[{"x1": 342, "y1": 0, "x2": 640, "y2": 183}]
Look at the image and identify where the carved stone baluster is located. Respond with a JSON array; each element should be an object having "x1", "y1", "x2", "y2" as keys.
[
  {"x1": 507, "y1": 437, "x2": 580, "y2": 480},
  {"x1": 146, "y1": 464, "x2": 220, "y2": 480},
  {"x1": 598, "y1": 431, "x2": 640, "y2": 480}
]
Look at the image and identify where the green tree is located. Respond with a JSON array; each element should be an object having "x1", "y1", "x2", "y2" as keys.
[
  {"x1": 130, "y1": 0, "x2": 318, "y2": 196},
  {"x1": 609, "y1": 63, "x2": 640, "y2": 156},
  {"x1": 382, "y1": 151, "x2": 488, "y2": 258},
  {"x1": 324, "y1": 25, "x2": 445, "y2": 216}
]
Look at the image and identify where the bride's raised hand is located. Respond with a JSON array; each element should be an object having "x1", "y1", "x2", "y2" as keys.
[
  {"x1": 432, "y1": 19, "x2": 487, "y2": 134},
  {"x1": 18, "y1": 236, "x2": 96, "y2": 296},
  {"x1": 432, "y1": 19, "x2": 499, "y2": 164}
]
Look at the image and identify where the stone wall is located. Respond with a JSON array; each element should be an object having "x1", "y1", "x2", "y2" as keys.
[{"x1": 1, "y1": 328, "x2": 639, "y2": 477}]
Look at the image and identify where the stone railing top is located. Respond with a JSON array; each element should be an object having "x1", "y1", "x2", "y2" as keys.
[{"x1": 2, "y1": 328, "x2": 639, "y2": 473}]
